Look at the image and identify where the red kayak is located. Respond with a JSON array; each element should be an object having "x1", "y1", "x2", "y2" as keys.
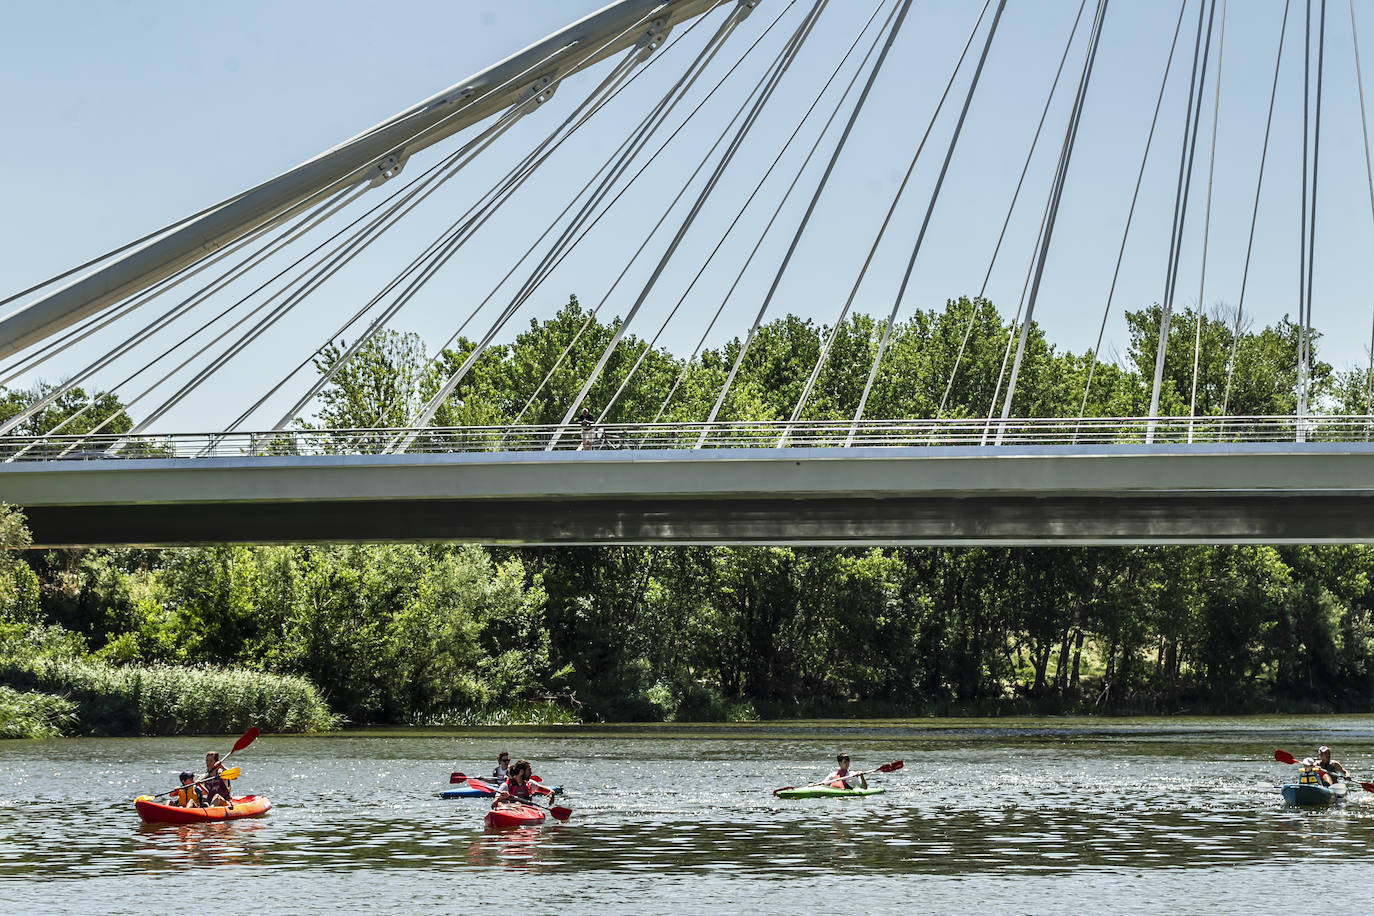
[
  {"x1": 485, "y1": 803, "x2": 546, "y2": 828},
  {"x1": 134, "y1": 794, "x2": 272, "y2": 824}
]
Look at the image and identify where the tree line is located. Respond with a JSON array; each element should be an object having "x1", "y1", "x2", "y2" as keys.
[{"x1": 3, "y1": 296, "x2": 1374, "y2": 731}]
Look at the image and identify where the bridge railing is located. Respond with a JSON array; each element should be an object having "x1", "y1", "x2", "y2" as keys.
[{"x1": 3, "y1": 415, "x2": 1374, "y2": 461}]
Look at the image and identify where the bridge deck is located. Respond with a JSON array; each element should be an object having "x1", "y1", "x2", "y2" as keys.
[{"x1": 6, "y1": 443, "x2": 1373, "y2": 546}]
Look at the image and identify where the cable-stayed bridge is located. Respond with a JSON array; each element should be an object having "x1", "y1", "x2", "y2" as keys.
[{"x1": 3, "y1": 0, "x2": 1374, "y2": 546}]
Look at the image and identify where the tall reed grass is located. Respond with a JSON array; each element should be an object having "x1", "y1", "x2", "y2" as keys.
[
  {"x1": 417, "y1": 701, "x2": 582, "y2": 727},
  {"x1": 0, "y1": 685, "x2": 78, "y2": 738},
  {"x1": 0, "y1": 658, "x2": 339, "y2": 736}
]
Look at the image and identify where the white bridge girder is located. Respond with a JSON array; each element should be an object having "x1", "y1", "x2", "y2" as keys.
[{"x1": 7, "y1": 443, "x2": 1374, "y2": 546}]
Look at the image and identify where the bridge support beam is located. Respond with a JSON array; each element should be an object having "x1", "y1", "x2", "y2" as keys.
[{"x1": 18, "y1": 493, "x2": 1374, "y2": 547}]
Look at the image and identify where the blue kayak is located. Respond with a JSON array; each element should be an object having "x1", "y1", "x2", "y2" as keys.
[{"x1": 1281, "y1": 781, "x2": 1347, "y2": 806}]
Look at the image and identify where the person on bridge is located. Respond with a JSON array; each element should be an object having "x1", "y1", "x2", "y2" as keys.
[
  {"x1": 492, "y1": 759, "x2": 553, "y2": 807},
  {"x1": 825, "y1": 754, "x2": 867, "y2": 790},
  {"x1": 577, "y1": 407, "x2": 595, "y2": 450},
  {"x1": 1315, "y1": 745, "x2": 1351, "y2": 784}
]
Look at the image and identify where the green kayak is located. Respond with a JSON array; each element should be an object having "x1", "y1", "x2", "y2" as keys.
[{"x1": 775, "y1": 786, "x2": 886, "y2": 799}]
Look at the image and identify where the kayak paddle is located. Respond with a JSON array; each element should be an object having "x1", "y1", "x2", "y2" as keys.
[
  {"x1": 452, "y1": 771, "x2": 545, "y2": 782},
  {"x1": 471, "y1": 776, "x2": 559, "y2": 797},
  {"x1": 221, "y1": 726, "x2": 260, "y2": 763},
  {"x1": 451, "y1": 771, "x2": 559, "y2": 793},
  {"x1": 519, "y1": 794, "x2": 572, "y2": 821},
  {"x1": 773, "y1": 760, "x2": 904, "y2": 796},
  {"x1": 149, "y1": 767, "x2": 241, "y2": 798},
  {"x1": 1274, "y1": 749, "x2": 1374, "y2": 792}
]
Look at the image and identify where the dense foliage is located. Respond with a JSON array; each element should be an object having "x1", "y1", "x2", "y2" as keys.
[{"x1": 4, "y1": 296, "x2": 1374, "y2": 732}]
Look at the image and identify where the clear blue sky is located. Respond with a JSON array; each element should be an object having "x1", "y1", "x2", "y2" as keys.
[{"x1": 2, "y1": 0, "x2": 1374, "y2": 431}]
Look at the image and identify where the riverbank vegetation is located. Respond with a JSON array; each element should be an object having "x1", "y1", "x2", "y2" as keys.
[{"x1": 3, "y1": 297, "x2": 1374, "y2": 734}]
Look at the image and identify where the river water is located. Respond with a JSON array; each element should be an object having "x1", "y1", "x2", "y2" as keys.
[{"x1": 3, "y1": 717, "x2": 1373, "y2": 913}]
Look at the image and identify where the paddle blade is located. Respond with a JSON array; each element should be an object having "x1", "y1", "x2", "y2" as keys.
[
  {"x1": 449, "y1": 772, "x2": 466, "y2": 784},
  {"x1": 1360, "y1": 781, "x2": 1374, "y2": 793},
  {"x1": 230, "y1": 727, "x2": 260, "y2": 755},
  {"x1": 772, "y1": 786, "x2": 795, "y2": 797},
  {"x1": 1274, "y1": 749, "x2": 1297, "y2": 765},
  {"x1": 876, "y1": 760, "x2": 904, "y2": 774},
  {"x1": 467, "y1": 778, "x2": 497, "y2": 794},
  {"x1": 549, "y1": 805, "x2": 572, "y2": 821}
]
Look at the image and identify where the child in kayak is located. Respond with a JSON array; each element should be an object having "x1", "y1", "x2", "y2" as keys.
[
  {"x1": 1298, "y1": 757, "x2": 1329, "y2": 787},
  {"x1": 169, "y1": 771, "x2": 204, "y2": 808},
  {"x1": 492, "y1": 759, "x2": 553, "y2": 807},
  {"x1": 201, "y1": 751, "x2": 235, "y2": 808},
  {"x1": 825, "y1": 754, "x2": 867, "y2": 790}
]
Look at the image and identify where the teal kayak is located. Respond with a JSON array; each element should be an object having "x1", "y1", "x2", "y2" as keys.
[
  {"x1": 1281, "y1": 782, "x2": 1347, "y2": 806},
  {"x1": 775, "y1": 786, "x2": 885, "y2": 799}
]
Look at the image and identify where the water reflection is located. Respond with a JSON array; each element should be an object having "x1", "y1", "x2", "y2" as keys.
[
  {"x1": 133, "y1": 820, "x2": 270, "y2": 870},
  {"x1": 467, "y1": 825, "x2": 565, "y2": 870},
  {"x1": 4, "y1": 720, "x2": 1374, "y2": 888}
]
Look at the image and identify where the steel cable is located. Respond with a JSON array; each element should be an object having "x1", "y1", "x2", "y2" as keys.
[
  {"x1": 1221, "y1": 0, "x2": 1292, "y2": 419},
  {"x1": 781, "y1": 0, "x2": 996, "y2": 446},
  {"x1": 698, "y1": 0, "x2": 919, "y2": 448}
]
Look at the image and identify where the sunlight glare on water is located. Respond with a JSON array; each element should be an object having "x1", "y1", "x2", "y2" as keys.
[{"x1": 3, "y1": 717, "x2": 1374, "y2": 912}]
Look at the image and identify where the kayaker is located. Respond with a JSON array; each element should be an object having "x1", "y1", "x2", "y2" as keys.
[
  {"x1": 492, "y1": 752, "x2": 511, "y2": 782},
  {"x1": 169, "y1": 771, "x2": 204, "y2": 808},
  {"x1": 1298, "y1": 758, "x2": 1327, "y2": 787},
  {"x1": 202, "y1": 751, "x2": 235, "y2": 808},
  {"x1": 1316, "y1": 746, "x2": 1352, "y2": 783},
  {"x1": 493, "y1": 759, "x2": 552, "y2": 807},
  {"x1": 825, "y1": 754, "x2": 867, "y2": 790}
]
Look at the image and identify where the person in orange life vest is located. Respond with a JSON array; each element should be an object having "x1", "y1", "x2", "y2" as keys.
[
  {"x1": 492, "y1": 759, "x2": 553, "y2": 807},
  {"x1": 169, "y1": 771, "x2": 204, "y2": 808},
  {"x1": 825, "y1": 753, "x2": 867, "y2": 789}
]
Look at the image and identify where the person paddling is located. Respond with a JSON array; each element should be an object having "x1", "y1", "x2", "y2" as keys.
[
  {"x1": 492, "y1": 751, "x2": 511, "y2": 783},
  {"x1": 492, "y1": 759, "x2": 552, "y2": 807},
  {"x1": 169, "y1": 771, "x2": 204, "y2": 808},
  {"x1": 1315, "y1": 746, "x2": 1352, "y2": 784},
  {"x1": 201, "y1": 751, "x2": 235, "y2": 808},
  {"x1": 825, "y1": 753, "x2": 867, "y2": 790}
]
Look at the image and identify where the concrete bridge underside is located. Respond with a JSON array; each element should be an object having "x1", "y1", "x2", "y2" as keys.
[{"x1": 6, "y1": 443, "x2": 1374, "y2": 547}]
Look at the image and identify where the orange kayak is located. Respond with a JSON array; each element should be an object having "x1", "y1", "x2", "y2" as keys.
[
  {"x1": 484, "y1": 803, "x2": 545, "y2": 828},
  {"x1": 134, "y1": 794, "x2": 272, "y2": 824}
]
